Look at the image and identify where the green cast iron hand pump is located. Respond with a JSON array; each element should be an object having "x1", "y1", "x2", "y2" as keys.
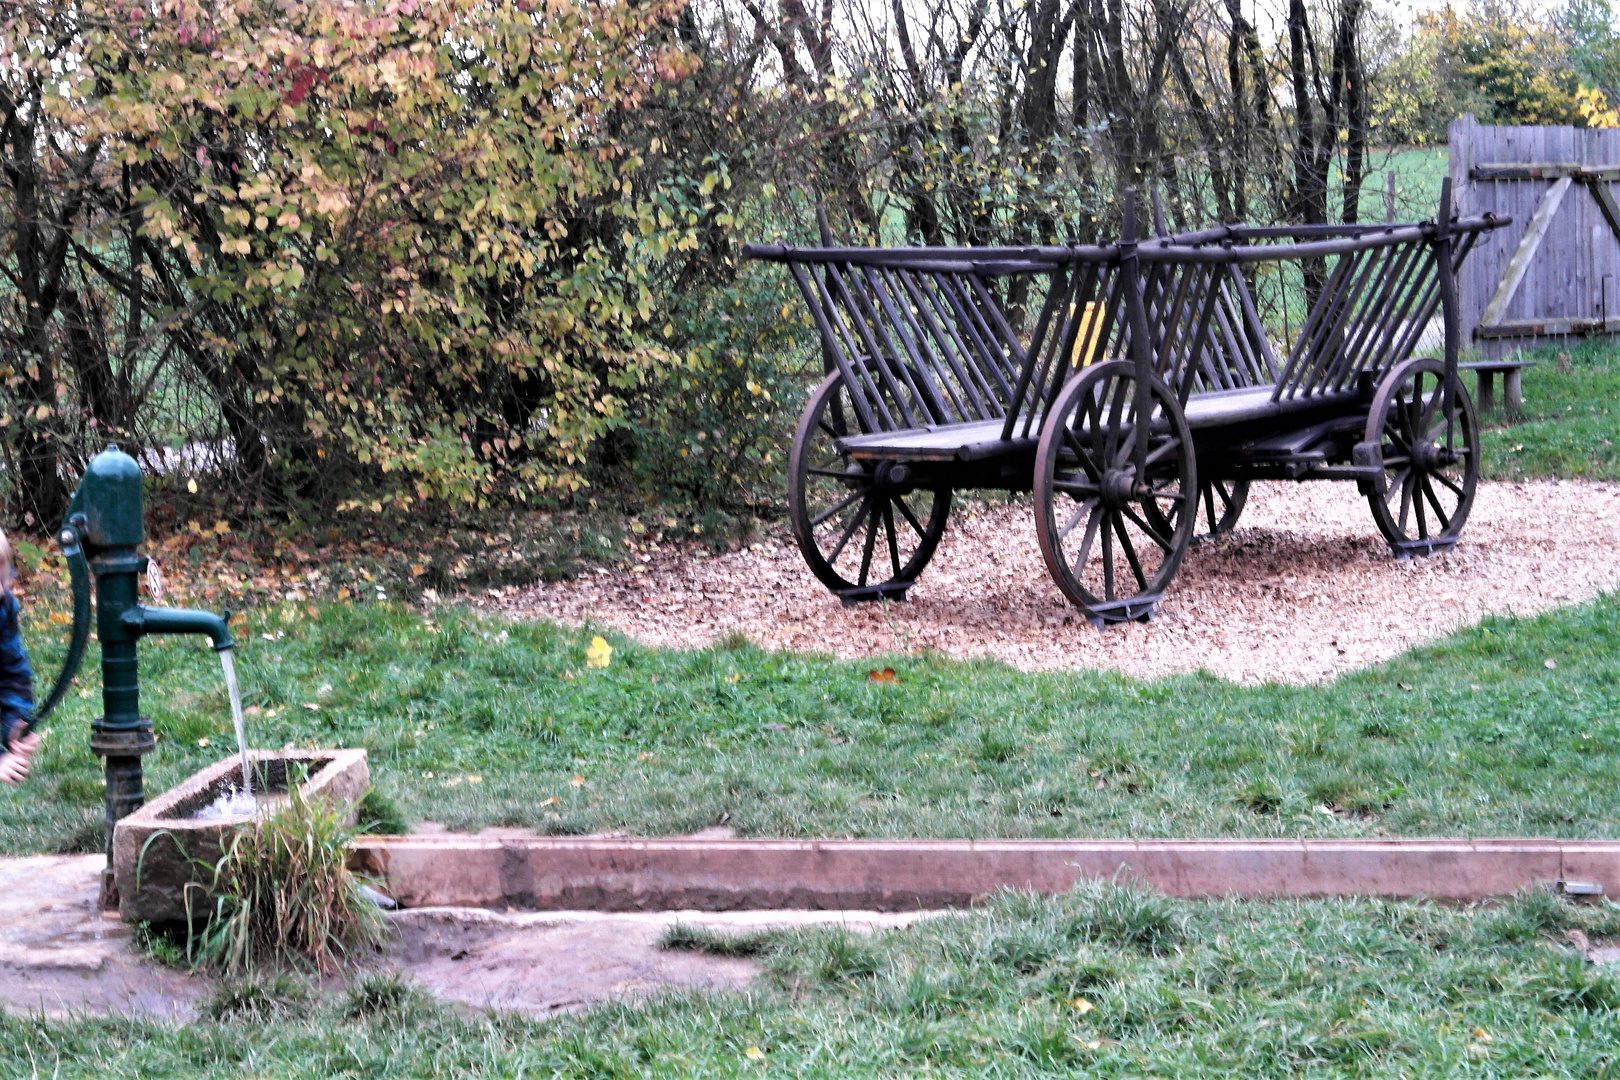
[{"x1": 24, "y1": 446, "x2": 234, "y2": 906}]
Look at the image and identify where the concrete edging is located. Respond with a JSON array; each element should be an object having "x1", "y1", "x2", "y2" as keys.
[{"x1": 349, "y1": 836, "x2": 1620, "y2": 911}]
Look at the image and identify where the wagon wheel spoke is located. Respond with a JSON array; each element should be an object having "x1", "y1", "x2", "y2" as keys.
[
  {"x1": 1051, "y1": 477, "x2": 1102, "y2": 496},
  {"x1": 1101, "y1": 513, "x2": 1116, "y2": 599},
  {"x1": 1430, "y1": 470, "x2": 1466, "y2": 499},
  {"x1": 883, "y1": 502, "x2": 901, "y2": 578},
  {"x1": 1113, "y1": 514, "x2": 1149, "y2": 590},
  {"x1": 1102, "y1": 374, "x2": 1130, "y2": 468},
  {"x1": 1420, "y1": 476, "x2": 1452, "y2": 531},
  {"x1": 1144, "y1": 436, "x2": 1181, "y2": 467},
  {"x1": 1202, "y1": 482, "x2": 1218, "y2": 532},
  {"x1": 857, "y1": 504, "x2": 879, "y2": 586},
  {"x1": 1119, "y1": 504, "x2": 1173, "y2": 553},
  {"x1": 809, "y1": 488, "x2": 866, "y2": 528},
  {"x1": 892, "y1": 495, "x2": 927, "y2": 540},
  {"x1": 827, "y1": 494, "x2": 873, "y2": 565},
  {"x1": 1063, "y1": 425, "x2": 1103, "y2": 483},
  {"x1": 1071, "y1": 503, "x2": 1105, "y2": 573},
  {"x1": 1061, "y1": 498, "x2": 1100, "y2": 543}
]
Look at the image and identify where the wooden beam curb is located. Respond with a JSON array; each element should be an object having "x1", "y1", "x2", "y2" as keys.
[{"x1": 349, "y1": 837, "x2": 1620, "y2": 912}]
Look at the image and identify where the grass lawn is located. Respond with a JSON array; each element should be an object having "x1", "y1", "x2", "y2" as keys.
[
  {"x1": 7, "y1": 884, "x2": 1620, "y2": 1077},
  {"x1": 1480, "y1": 339, "x2": 1620, "y2": 481},
  {"x1": 3, "y1": 583, "x2": 1619, "y2": 853}
]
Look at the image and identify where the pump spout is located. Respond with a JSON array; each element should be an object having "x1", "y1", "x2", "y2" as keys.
[{"x1": 120, "y1": 605, "x2": 234, "y2": 651}]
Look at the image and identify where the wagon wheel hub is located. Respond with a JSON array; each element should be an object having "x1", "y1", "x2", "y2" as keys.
[
  {"x1": 1412, "y1": 439, "x2": 1449, "y2": 472},
  {"x1": 1100, "y1": 467, "x2": 1139, "y2": 508},
  {"x1": 872, "y1": 460, "x2": 914, "y2": 495}
]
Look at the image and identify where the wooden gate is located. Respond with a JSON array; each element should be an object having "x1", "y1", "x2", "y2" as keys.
[{"x1": 1450, "y1": 114, "x2": 1620, "y2": 359}]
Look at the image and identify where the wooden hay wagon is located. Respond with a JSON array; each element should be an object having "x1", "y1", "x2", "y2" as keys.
[{"x1": 744, "y1": 184, "x2": 1509, "y2": 627}]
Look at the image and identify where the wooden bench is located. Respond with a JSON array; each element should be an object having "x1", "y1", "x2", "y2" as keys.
[{"x1": 1458, "y1": 358, "x2": 1534, "y2": 412}]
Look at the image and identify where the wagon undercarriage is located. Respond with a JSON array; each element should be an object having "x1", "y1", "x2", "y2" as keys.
[{"x1": 748, "y1": 184, "x2": 1506, "y2": 626}]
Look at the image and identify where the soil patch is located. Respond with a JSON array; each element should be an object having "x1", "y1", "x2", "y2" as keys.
[
  {"x1": 492, "y1": 479, "x2": 1620, "y2": 684},
  {"x1": 0, "y1": 856, "x2": 932, "y2": 1018}
]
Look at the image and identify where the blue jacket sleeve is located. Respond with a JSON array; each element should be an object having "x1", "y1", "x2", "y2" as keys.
[{"x1": 0, "y1": 593, "x2": 35, "y2": 748}]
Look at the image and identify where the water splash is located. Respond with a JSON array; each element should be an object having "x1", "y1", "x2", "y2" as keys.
[
  {"x1": 193, "y1": 785, "x2": 257, "y2": 821},
  {"x1": 219, "y1": 647, "x2": 251, "y2": 798}
]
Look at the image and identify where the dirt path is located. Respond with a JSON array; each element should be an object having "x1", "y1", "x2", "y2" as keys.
[{"x1": 493, "y1": 479, "x2": 1620, "y2": 684}]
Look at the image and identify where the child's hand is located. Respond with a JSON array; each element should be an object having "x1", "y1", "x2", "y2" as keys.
[{"x1": 0, "y1": 732, "x2": 39, "y2": 786}]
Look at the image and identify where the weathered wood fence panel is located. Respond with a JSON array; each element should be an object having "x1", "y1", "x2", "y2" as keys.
[{"x1": 1451, "y1": 114, "x2": 1620, "y2": 359}]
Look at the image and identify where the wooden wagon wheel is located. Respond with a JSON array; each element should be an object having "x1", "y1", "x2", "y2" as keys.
[
  {"x1": 1363, "y1": 357, "x2": 1479, "y2": 554},
  {"x1": 1153, "y1": 477, "x2": 1248, "y2": 540},
  {"x1": 1192, "y1": 478, "x2": 1249, "y2": 537},
  {"x1": 1034, "y1": 361, "x2": 1197, "y2": 624},
  {"x1": 788, "y1": 370, "x2": 952, "y2": 598}
]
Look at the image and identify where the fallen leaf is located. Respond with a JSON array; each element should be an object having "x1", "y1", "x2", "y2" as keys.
[
  {"x1": 585, "y1": 635, "x2": 613, "y2": 668},
  {"x1": 1070, "y1": 997, "x2": 1095, "y2": 1014},
  {"x1": 302, "y1": 703, "x2": 321, "y2": 711},
  {"x1": 197, "y1": 737, "x2": 210, "y2": 748},
  {"x1": 1472, "y1": 1027, "x2": 1492, "y2": 1043},
  {"x1": 1544, "y1": 658, "x2": 1557, "y2": 670},
  {"x1": 47, "y1": 611, "x2": 70, "y2": 624},
  {"x1": 541, "y1": 796, "x2": 560, "y2": 806},
  {"x1": 743, "y1": 1046, "x2": 764, "y2": 1061},
  {"x1": 1396, "y1": 682, "x2": 1412, "y2": 691},
  {"x1": 569, "y1": 775, "x2": 586, "y2": 787},
  {"x1": 637, "y1": 752, "x2": 655, "y2": 760},
  {"x1": 867, "y1": 667, "x2": 898, "y2": 683}
]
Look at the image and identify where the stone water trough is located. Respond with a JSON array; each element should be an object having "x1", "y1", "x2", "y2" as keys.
[{"x1": 112, "y1": 749, "x2": 369, "y2": 923}]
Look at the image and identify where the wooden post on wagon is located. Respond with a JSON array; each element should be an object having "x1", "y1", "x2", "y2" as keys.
[
  {"x1": 1121, "y1": 189, "x2": 1154, "y2": 481},
  {"x1": 1436, "y1": 178, "x2": 1460, "y2": 450}
]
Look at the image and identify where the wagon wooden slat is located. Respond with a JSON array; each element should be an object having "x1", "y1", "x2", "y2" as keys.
[{"x1": 744, "y1": 184, "x2": 1509, "y2": 625}]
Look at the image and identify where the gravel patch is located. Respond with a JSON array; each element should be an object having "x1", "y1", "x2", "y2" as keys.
[{"x1": 490, "y1": 480, "x2": 1620, "y2": 685}]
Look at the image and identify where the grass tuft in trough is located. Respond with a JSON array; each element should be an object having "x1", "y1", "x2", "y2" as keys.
[{"x1": 186, "y1": 772, "x2": 387, "y2": 976}]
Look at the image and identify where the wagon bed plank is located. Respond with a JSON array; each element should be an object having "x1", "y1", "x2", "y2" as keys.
[{"x1": 840, "y1": 419, "x2": 1036, "y2": 461}]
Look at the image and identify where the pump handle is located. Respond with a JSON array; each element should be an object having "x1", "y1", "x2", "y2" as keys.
[{"x1": 19, "y1": 516, "x2": 93, "y2": 737}]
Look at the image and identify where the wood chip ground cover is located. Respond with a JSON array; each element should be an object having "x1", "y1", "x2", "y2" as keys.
[{"x1": 499, "y1": 479, "x2": 1620, "y2": 685}]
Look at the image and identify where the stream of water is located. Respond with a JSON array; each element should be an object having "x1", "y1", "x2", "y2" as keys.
[{"x1": 218, "y1": 648, "x2": 252, "y2": 798}]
